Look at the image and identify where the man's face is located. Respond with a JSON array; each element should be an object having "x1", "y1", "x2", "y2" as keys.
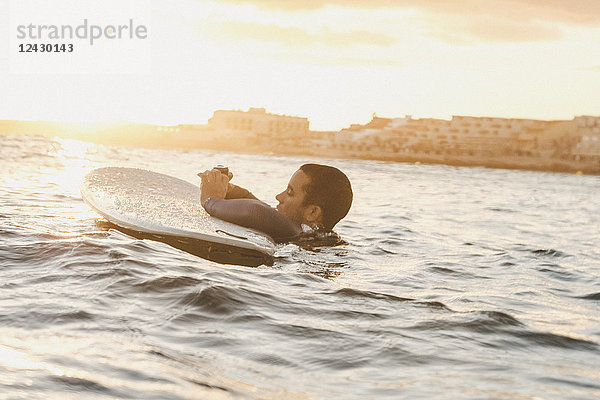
[{"x1": 275, "y1": 169, "x2": 310, "y2": 224}]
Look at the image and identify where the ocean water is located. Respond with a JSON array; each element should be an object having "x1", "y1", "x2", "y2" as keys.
[{"x1": 1, "y1": 133, "x2": 599, "y2": 399}]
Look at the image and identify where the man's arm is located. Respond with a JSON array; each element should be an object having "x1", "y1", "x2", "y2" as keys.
[
  {"x1": 198, "y1": 169, "x2": 300, "y2": 242},
  {"x1": 226, "y1": 184, "x2": 258, "y2": 200},
  {"x1": 198, "y1": 169, "x2": 258, "y2": 200},
  {"x1": 203, "y1": 198, "x2": 302, "y2": 243}
]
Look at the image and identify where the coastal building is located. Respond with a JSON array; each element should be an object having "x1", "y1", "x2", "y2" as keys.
[
  {"x1": 334, "y1": 114, "x2": 600, "y2": 160},
  {"x1": 208, "y1": 108, "x2": 309, "y2": 138},
  {"x1": 571, "y1": 116, "x2": 600, "y2": 160}
]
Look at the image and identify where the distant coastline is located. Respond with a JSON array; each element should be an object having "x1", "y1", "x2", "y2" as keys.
[{"x1": 1, "y1": 110, "x2": 599, "y2": 175}]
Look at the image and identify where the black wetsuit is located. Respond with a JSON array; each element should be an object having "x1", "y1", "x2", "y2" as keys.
[{"x1": 203, "y1": 185, "x2": 303, "y2": 243}]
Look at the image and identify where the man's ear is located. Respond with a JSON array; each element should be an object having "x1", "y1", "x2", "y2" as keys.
[{"x1": 303, "y1": 205, "x2": 323, "y2": 224}]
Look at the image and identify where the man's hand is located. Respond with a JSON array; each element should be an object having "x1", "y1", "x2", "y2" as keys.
[{"x1": 198, "y1": 169, "x2": 230, "y2": 206}]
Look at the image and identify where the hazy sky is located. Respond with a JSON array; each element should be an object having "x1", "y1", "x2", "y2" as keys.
[{"x1": 1, "y1": 0, "x2": 599, "y2": 130}]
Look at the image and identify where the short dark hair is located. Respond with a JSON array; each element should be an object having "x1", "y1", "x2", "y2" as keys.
[{"x1": 300, "y1": 164, "x2": 353, "y2": 230}]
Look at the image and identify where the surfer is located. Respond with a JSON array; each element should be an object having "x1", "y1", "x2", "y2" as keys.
[{"x1": 198, "y1": 164, "x2": 353, "y2": 243}]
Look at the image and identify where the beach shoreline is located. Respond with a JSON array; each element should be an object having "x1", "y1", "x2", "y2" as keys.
[{"x1": 2, "y1": 123, "x2": 598, "y2": 176}]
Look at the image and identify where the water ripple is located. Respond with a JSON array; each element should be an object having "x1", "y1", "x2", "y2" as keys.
[{"x1": 1, "y1": 134, "x2": 599, "y2": 399}]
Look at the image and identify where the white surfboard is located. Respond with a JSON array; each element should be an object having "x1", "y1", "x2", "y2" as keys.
[{"x1": 81, "y1": 167, "x2": 276, "y2": 266}]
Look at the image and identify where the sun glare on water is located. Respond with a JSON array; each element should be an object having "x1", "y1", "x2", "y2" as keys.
[{"x1": 48, "y1": 137, "x2": 101, "y2": 217}]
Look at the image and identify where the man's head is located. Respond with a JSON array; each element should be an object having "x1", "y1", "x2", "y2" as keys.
[{"x1": 276, "y1": 164, "x2": 352, "y2": 230}]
